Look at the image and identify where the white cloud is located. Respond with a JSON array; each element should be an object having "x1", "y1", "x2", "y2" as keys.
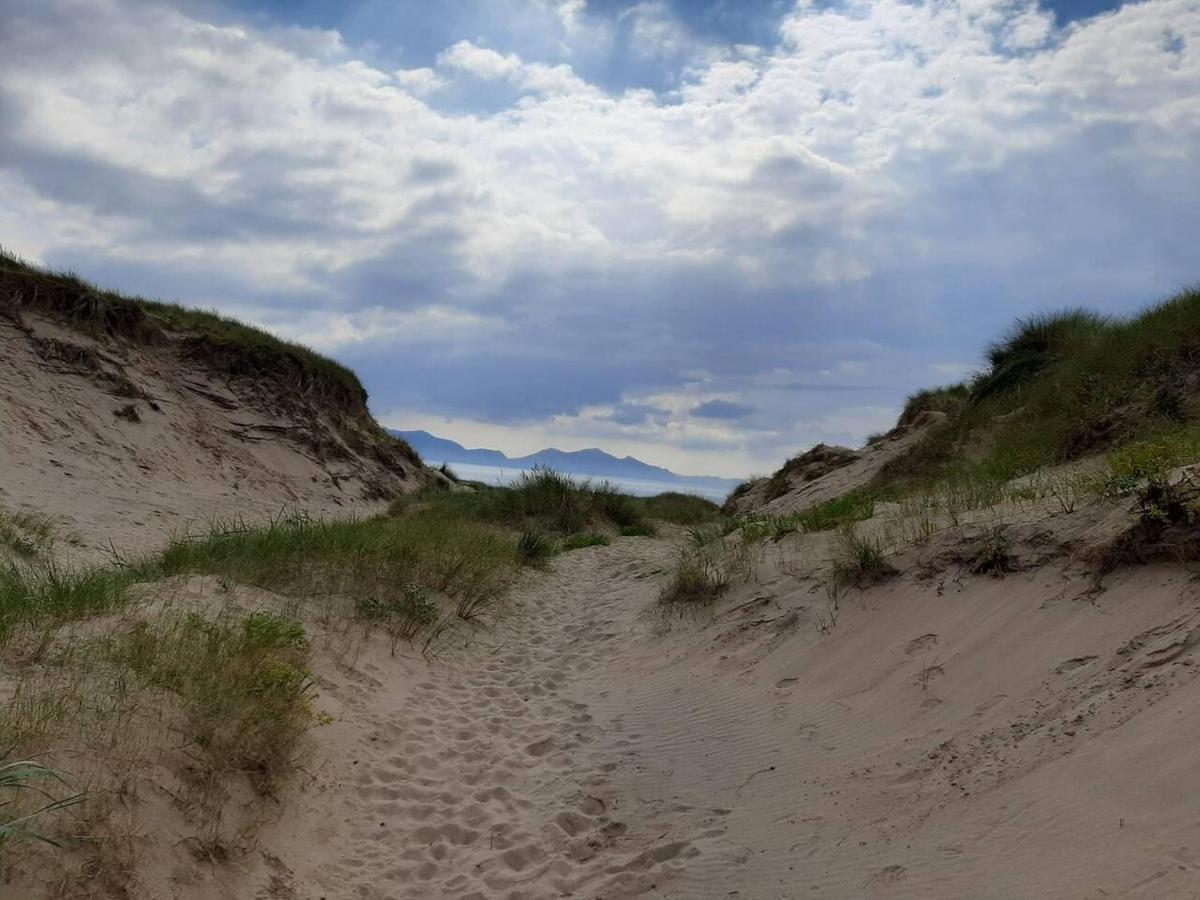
[
  {"x1": 395, "y1": 66, "x2": 446, "y2": 95},
  {"x1": 437, "y1": 40, "x2": 524, "y2": 80},
  {"x1": 261, "y1": 306, "x2": 508, "y2": 352},
  {"x1": 1, "y1": 0, "x2": 1198, "y2": 474}
]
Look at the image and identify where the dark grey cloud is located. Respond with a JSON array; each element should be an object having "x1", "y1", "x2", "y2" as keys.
[{"x1": 691, "y1": 399, "x2": 755, "y2": 419}]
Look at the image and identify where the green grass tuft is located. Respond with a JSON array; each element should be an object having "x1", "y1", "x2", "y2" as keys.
[
  {"x1": 828, "y1": 525, "x2": 895, "y2": 594},
  {"x1": 561, "y1": 533, "x2": 611, "y2": 551},
  {"x1": 516, "y1": 529, "x2": 557, "y2": 567}
]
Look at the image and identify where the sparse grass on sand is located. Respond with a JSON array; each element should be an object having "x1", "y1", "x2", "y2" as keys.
[
  {"x1": 0, "y1": 507, "x2": 64, "y2": 562},
  {"x1": 0, "y1": 760, "x2": 85, "y2": 849},
  {"x1": 0, "y1": 500, "x2": 531, "y2": 870},
  {"x1": 659, "y1": 525, "x2": 750, "y2": 606}
]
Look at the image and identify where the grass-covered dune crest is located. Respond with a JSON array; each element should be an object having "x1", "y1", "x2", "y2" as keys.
[{"x1": 732, "y1": 287, "x2": 1200, "y2": 517}]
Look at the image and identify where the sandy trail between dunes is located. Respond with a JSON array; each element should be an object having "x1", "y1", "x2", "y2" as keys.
[
  {"x1": 277, "y1": 537, "x2": 721, "y2": 900},
  {"x1": 243, "y1": 528, "x2": 1200, "y2": 900}
]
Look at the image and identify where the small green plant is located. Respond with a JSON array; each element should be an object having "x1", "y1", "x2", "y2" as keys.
[
  {"x1": 0, "y1": 760, "x2": 84, "y2": 849},
  {"x1": 1137, "y1": 478, "x2": 1196, "y2": 526},
  {"x1": 517, "y1": 529, "x2": 556, "y2": 566},
  {"x1": 828, "y1": 525, "x2": 895, "y2": 594},
  {"x1": 963, "y1": 526, "x2": 1015, "y2": 577},
  {"x1": 356, "y1": 586, "x2": 440, "y2": 643},
  {"x1": 561, "y1": 533, "x2": 611, "y2": 551}
]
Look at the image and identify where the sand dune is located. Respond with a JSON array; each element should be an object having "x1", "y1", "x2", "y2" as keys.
[
  {"x1": 1, "y1": 301, "x2": 427, "y2": 561},
  {"x1": 16, "y1": 507, "x2": 1193, "y2": 897}
]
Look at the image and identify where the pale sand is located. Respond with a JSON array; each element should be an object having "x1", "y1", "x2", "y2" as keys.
[{"x1": 72, "y1": 525, "x2": 1195, "y2": 899}]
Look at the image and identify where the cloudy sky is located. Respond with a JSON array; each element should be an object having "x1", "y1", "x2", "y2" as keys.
[{"x1": 2, "y1": 0, "x2": 1197, "y2": 477}]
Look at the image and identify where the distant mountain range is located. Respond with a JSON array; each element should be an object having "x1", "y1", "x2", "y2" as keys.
[{"x1": 394, "y1": 430, "x2": 741, "y2": 500}]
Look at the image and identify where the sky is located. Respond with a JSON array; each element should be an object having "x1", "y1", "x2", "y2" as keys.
[{"x1": 1, "y1": 0, "x2": 1197, "y2": 478}]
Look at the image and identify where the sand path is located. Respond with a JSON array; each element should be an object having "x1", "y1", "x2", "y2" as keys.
[
  {"x1": 278, "y1": 536, "x2": 731, "y2": 900},
  {"x1": 251, "y1": 531, "x2": 1200, "y2": 900}
]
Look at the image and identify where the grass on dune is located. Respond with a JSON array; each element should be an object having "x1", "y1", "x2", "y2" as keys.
[
  {"x1": 659, "y1": 523, "x2": 750, "y2": 606},
  {"x1": 740, "y1": 488, "x2": 880, "y2": 542},
  {"x1": 111, "y1": 609, "x2": 317, "y2": 796},
  {"x1": 0, "y1": 507, "x2": 63, "y2": 562},
  {"x1": 146, "y1": 510, "x2": 521, "y2": 623},
  {"x1": 0, "y1": 247, "x2": 426, "y2": 489},
  {"x1": 560, "y1": 532, "x2": 611, "y2": 551},
  {"x1": 632, "y1": 492, "x2": 722, "y2": 525},
  {"x1": 880, "y1": 289, "x2": 1200, "y2": 490},
  {"x1": 391, "y1": 466, "x2": 723, "y2": 538},
  {"x1": 0, "y1": 760, "x2": 85, "y2": 850}
]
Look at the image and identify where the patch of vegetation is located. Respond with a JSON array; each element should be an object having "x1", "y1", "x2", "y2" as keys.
[
  {"x1": 796, "y1": 489, "x2": 877, "y2": 532},
  {"x1": 658, "y1": 524, "x2": 751, "y2": 607},
  {"x1": 961, "y1": 526, "x2": 1016, "y2": 577},
  {"x1": 0, "y1": 508, "x2": 60, "y2": 561},
  {"x1": 112, "y1": 609, "x2": 315, "y2": 794},
  {"x1": 764, "y1": 445, "x2": 860, "y2": 502},
  {"x1": 633, "y1": 492, "x2": 722, "y2": 525},
  {"x1": 1096, "y1": 476, "x2": 1200, "y2": 573},
  {"x1": 741, "y1": 488, "x2": 880, "y2": 543},
  {"x1": 561, "y1": 533, "x2": 611, "y2": 551},
  {"x1": 828, "y1": 525, "x2": 896, "y2": 594},
  {"x1": 876, "y1": 290, "x2": 1200, "y2": 492},
  {"x1": 0, "y1": 760, "x2": 84, "y2": 849},
  {"x1": 357, "y1": 586, "x2": 440, "y2": 647},
  {"x1": 897, "y1": 383, "x2": 970, "y2": 428},
  {"x1": 146, "y1": 511, "x2": 518, "y2": 623},
  {"x1": 721, "y1": 479, "x2": 754, "y2": 515},
  {"x1": 517, "y1": 529, "x2": 557, "y2": 567},
  {"x1": 0, "y1": 563, "x2": 133, "y2": 641},
  {"x1": 619, "y1": 522, "x2": 657, "y2": 537},
  {"x1": 392, "y1": 467, "x2": 651, "y2": 535},
  {"x1": 971, "y1": 309, "x2": 1111, "y2": 404},
  {"x1": 1107, "y1": 427, "x2": 1200, "y2": 482}
]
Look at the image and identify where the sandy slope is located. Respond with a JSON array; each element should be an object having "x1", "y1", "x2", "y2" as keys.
[
  {"x1": 98, "y1": 520, "x2": 1194, "y2": 900},
  {"x1": 0, "y1": 310, "x2": 427, "y2": 561}
]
